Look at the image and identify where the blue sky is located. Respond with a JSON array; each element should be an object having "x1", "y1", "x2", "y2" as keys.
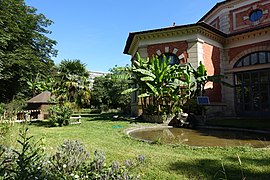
[{"x1": 25, "y1": 0, "x2": 222, "y2": 72}]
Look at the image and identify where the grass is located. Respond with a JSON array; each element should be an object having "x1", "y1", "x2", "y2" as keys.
[{"x1": 2, "y1": 113, "x2": 270, "y2": 179}]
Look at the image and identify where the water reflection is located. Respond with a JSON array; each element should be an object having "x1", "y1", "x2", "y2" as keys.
[{"x1": 129, "y1": 128, "x2": 270, "y2": 148}]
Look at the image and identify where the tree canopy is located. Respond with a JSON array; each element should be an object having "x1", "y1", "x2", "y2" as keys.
[
  {"x1": 0, "y1": 0, "x2": 57, "y2": 102},
  {"x1": 91, "y1": 65, "x2": 131, "y2": 113},
  {"x1": 54, "y1": 59, "x2": 91, "y2": 108}
]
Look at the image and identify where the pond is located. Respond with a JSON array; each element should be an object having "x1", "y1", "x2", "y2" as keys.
[{"x1": 128, "y1": 127, "x2": 270, "y2": 148}]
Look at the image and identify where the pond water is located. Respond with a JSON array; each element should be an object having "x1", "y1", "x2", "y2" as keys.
[{"x1": 129, "y1": 127, "x2": 270, "y2": 148}]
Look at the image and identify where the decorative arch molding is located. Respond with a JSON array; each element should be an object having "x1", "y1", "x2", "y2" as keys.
[
  {"x1": 147, "y1": 41, "x2": 189, "y2": 64},
  {"x1": 229, "y1": 46, "x2": 270, "y2": 69}
]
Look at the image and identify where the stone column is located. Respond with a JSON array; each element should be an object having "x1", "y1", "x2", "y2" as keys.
[{"x1": 187, "y1": 38, "x2": 204, "y2": 69}]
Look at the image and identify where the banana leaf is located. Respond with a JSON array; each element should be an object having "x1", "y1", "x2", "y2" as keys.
[{"x1": 121, "y1": 88, "x2": 138, "y2": 95}]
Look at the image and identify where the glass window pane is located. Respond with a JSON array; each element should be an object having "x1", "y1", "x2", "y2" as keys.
[
  {"x1": 235, "y1": 86, "x2": 243, "y2": 103},
  {"x1": 244, "y1": 103, "x2": 251, "y2": 111},
  {"x1": 251, "y1": 53, "x2": 258, "y2": 65},
  {"x1": 243, "y1": 56, "x2": 250, "y2": 66},
  {"x1": 243, "y1": 73, "x2": 250, "y2": 85},
  {"x1": 236, "y1": 103, "x2": 243, "y2": 112},
  {"x1": 159, "y1": 54, "x2": 180, "y2": 65},
  {"x1": 235, "y1": 74, "x2": 242, "y2": 85},
  {"x1": 259, "y1": 52, "x2": 266, "y2": 64},
  {"x1": 252, "y1": 84, "x2": 260, "y2": 111},
  {"x1": 251, "y1": 72, "x2": 259, "y2": 82},
  {"x1": 235, "y1": 61, "x2": 242, "y2": 67},
  {"x1": 243, "y1": 86, "x2": 250, "y2": 103},
  {"x1": 249, "y1": 9, "x2": 263, "y2": 22},
  {"x1": 261, "y1": 91, "x2": 268, "y2": 103},
  {"x1": 260, "y1": 71, "x2": 268, "y2": 83},
  {"x1": 262, "y1": 104, "x2": 270, "y2": 112}
]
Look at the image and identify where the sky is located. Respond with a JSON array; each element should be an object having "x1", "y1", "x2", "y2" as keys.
[{"x1": 24, "y1": 0, "x2": 223, "y2": 72}]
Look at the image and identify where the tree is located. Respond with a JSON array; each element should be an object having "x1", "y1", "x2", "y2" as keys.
[
  {"x1": 26, "y1": 73, "x2": 56, "y2": 97},
  {"x1": 109, "y1": 65, "x2": 131, "y2": 113},
  {"x1": 0, "y1": 0, "x2": 57, "y2": 102},
  {"x1": 91, "y1": 65, "x2": 131, "y2": 113},
  {"x1": 91, "y1": 76, "x2": 111, "y2": 109},
  {"x1": 54, "y1": 59, "x2": 91, "y2": 109}
]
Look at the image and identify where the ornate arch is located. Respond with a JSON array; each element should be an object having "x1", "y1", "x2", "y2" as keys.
[
  {"x1": 229, "y1": 46, "x2": 270, "y2": 69},
  {"x1": 234, "y1": 51, "x2": 270, "y2": 68},
  {"x1": 147, "y1": 41, "x2": 189, "y2": 64}
]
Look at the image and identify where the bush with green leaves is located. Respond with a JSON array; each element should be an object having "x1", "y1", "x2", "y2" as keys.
[
  {"x1": 0, "y1": 99, "x2": 26, "y2": 140},
  {"x1": 91, "y1": 65, "x2": 131, "y2": 114},
  {"x1": 0, "y1": 103, "x2": 4, "y2": 117},
  {"x1": 48, "y1": 104, "x2": 73, "y2": 127},
  {"x1": 0, "y1": 127, "x2": 46, "y2": 179}
]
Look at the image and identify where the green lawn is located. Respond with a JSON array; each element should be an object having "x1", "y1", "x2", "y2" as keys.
[{"x1": 3, "y1": 114, "x2": 270, "y2": 179}]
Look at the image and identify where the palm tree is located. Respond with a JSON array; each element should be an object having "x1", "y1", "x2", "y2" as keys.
[{"x1": 55, "y1": 59, "x2": 91, "y2": 108}]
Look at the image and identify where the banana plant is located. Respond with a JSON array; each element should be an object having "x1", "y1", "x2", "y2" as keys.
[
  {"x1": 122, "y1": 53, "x2": 227, "y2": 116},
  {"x1": 123, "y1": 53, "x2": 176, "y2": 115}
]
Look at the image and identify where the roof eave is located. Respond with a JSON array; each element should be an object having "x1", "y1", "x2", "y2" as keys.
[
  {"x1": 123, "y1": 22, "x2": 226, "y2": 55},
  {"x1": 123, "y1": 23, "x2": 200, "y2": 55},
  {"x1": 198, "y1": 0, "x2": 231, "y2": 23}
]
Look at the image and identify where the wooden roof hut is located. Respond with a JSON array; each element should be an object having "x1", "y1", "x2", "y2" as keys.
[{"x1": 26, "y1": 91, "x2": 55, "y2": 120}]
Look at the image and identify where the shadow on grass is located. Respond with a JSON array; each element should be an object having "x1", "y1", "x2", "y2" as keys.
[
  {"x1": 29, "y1": 120, "x2": 52, "y2": 128},
  {"x1": 85, "y1": 113, "x2": 117, "y2": 121},
  {"x1": 27, "y1": 113, "x2": 145, "y2": 127},
  {"x1": 226, "y1": 156, "x2": 270, "y2": 167},
  {"x1": 85, "y1": 113, "x2": 148, "y2": 124},
  {"x1": 169, "y1": 157, "x2": 270, "y2": 179}
]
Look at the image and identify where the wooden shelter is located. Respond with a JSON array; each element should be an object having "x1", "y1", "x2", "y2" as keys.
[{"x1": 26, "y1": 91, "x2": 55, "y2": 120}]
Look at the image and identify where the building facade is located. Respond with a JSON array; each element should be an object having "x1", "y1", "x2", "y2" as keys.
[
  {"x1": 89, "y1": 71, "x2": 107, "y2": 89},
  {"x1": 124, "y1": 0, "x2": 270, "y2": 117}
]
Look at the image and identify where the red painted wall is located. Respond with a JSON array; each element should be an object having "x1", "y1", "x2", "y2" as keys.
[
  {"x1": 203, "y1": 43, "x2": 222, "y2": 102},
  {"x1": 228, "y1": 40, "x2": 270, "y2": 62}
]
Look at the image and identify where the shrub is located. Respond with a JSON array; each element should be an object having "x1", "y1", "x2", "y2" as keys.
[
  {"x1": 84, "y1": 150, "x2": 144, "y2": 179},
  {"x1": 0, "y1": 127, "x2": 46, "y2": 179},
  {"x1": 0, "y1": 123, "x2": 12, "y2": 140},
  {"x1": 48, "y1": 140, "x2": 90, "y2": 176},
  {"x1": 90, "y1": 109, "x2": 102, "y2": 114},
  {"x1": 101, "y1": 104, "x2": 109, "y2": 112},
  {"x1": 0, "y1": 103, "x2": 4, "y2": 117},
  {"x1": 48, "y1": 104, "x2": 73, "y2": 127}
]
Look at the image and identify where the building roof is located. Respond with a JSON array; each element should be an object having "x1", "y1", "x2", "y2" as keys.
[
  {"x1": 123, "y1": 22, "x2": 226, "y2": 55},
  {"x1": 198, "y1": 0, "x2": 233, "y2": 22},
  {"x1": 27, "y1": 91, "x2": 55, "y2": 104}
]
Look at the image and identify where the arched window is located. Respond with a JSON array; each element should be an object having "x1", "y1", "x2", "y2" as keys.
[
  {"x1": 234, "y1": 51, "x2": 270, "y2": 116},
  {"x1": 159, "y1": 53, "x2": 180, "y2": 65},
  {"x1": 234, "y1": 51, "x2": 270, "y2": 68},
  {"x1": 249, "y1": 9, "x2": 263, "y2": 22}
]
